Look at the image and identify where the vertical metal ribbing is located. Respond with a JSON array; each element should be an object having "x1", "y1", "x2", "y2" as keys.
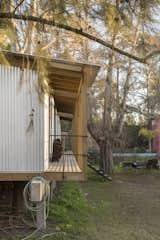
[{"x1": 0, "y1": 64, "x2": 44, "y2": 172}]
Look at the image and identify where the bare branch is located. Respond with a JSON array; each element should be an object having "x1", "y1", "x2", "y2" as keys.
[
  {"x1": 144, "y1": 49, "x2": 160, "y2": 61},
  {"x1": 12, "y1": 0, "x2": 25, "y2": 13},
  {"x1": 0, "y1": 12, "x2": 147, "y2": 63}
]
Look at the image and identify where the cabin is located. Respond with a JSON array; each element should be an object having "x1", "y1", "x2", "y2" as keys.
[{"x1": 0, "y1": 50, "x2": 100, "y2": 182}]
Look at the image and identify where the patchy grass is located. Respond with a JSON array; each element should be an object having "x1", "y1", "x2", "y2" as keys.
[
  {"x1": 49, "y1": 182, "x2": 90, "y2": 235},
  {"x1": 47, "y1": 179, "x2": 111, "y2": 240},
  {"x1": 10, "y1": 169, "x2": 160, "y2": 240},
  {"x1": 81, "y1": 169, "x2": 160, "y2": 240},
  {"x1": 46, "y1": 168, "x2": 160, "y2": 240}
]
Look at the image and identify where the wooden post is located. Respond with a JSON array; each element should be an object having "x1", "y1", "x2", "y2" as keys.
[
  {"x1": 72, "y1": 75, "x2": 88, "y2": 178},
  {"x1": 72, "y1": 66, "x2": 95, "y2": 180},
  {"x1": 36, "y1": 201, "x2": 46, "y2": 230},
  {"x1": 50, "y1": 180, "x2": 56, "y2": 200}
]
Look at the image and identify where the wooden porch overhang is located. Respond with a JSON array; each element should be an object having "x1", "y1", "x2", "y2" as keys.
[
  {"x1": 0, "y1": 50, "x2": 100, "y2": 115},
  {"x1": 49, "y1": 64, "x2": 82, "y2": 114}
]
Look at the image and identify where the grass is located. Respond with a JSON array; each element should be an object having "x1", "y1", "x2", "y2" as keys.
[
  {"x1": 8, "y1": 167, "x2": 160, "y2": 239},
  {"x1": 49, "y1": 183, "x2": 90, "y2": 234},
  {"x1": 47, "y1": 168, "x2": 160, "y2": 240},
  {"x1": 47, "y1": 178, "x2": 111, "y2": 240},
  {"x1": 46, "y1": 182, "x2": 93, "y2": 240},
  {"x1": 86, "y1": 169, "x2": 160, "y2": 240}
]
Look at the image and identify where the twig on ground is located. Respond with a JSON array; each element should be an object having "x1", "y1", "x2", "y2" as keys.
[{"x1": 40, "y1": 231, "x2": 66, "y2": 239}]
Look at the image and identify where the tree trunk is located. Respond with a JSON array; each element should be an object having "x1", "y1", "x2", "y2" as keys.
[
  {"x1": 149, "y1": 139, "x2": 152, "y2": 152},
  {"x1": 100, "y1": 140, "x2": 113, "y2": 175},
  {"x1": 102, "y1": 49, "x2": 114, "y2": 175}
]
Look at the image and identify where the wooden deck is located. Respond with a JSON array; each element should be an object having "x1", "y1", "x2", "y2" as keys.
[
  {"x1": 0, "y1": 151, "x2": 84, "y2": 181},
  {"x1": 47, "y1": 151, "x2": 81, "y2": 173}
]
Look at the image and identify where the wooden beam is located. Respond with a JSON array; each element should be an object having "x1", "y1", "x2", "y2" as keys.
[
  {"x1": 58, "y1": 112, "x2": 73, "y2": 119},
  {"x1": 49, "y1": 62, "x2": 82, "y2": 72},
  {"x1": 0, "y1": 172, "x2": 85, "y2": 181},
  {"x1": 51, "y1": 81, "x2": 79, "y2": 87},
  {"x1": 49, "y1": 75, "x2": 81, "y2": 84},
  {"x1": 77, "y1": 77, "x2": 83, "y2": 98},
  {"x1": 83, "y1": 65, "x2": 100, "y2": 87},
  {"x1": 36, "y1": 202, "x2": 46, "y2": 230},
  {"x1": 72, "y1": 76, "x2": 88, "y2": 180},
  {"x1": 54, "y1": 90, "x2": 77, "y2": 99},
  {"x1": 51, "y1": 83, "x2": 78, "y2": 92},
  {"x1": 50, "y1": 83, "x2": 79, "y2": 92},
  {"x1": 54, "y1": 96, "x2": 75, "y2": 103},
  {"x1": 48, "y1": 68, "x2": 82, "y2": 79},
  {"x1": 49, "y1": 78, "x2": 80, "y2": 86},
  {"x1": 56, "y1": 104, "x2": 75, "y2": 113}
]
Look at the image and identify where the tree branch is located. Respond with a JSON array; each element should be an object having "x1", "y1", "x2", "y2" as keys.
[
  {"x1": 12, "y1": 0, "x2": 25, "y2": 13},
  {"x1": 0, "y1": 12, "x2": 148, "y2": 63},
  {"x1": 87, "y1": 120, "x2": 101, "y2": 144},
  {"x1": 144, "y1": 50, "x2": 160, "y2": 61}
]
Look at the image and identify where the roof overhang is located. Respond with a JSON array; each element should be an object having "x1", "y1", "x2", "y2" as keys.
[{"x1": 0, "y1": 50, "x2": 100, "y2": 114}]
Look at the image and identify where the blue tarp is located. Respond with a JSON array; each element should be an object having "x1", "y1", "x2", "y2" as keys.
[{"x1": 113, "y1": 153, "x2": 160, "y2": 157}]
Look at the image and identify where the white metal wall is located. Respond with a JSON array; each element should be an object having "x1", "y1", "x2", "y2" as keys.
[
  {"x1": 49, "y1": 99, "x2": 62, "y2": 161},
  {"x1": 0, "y1": 64, "x2": 45, "y2": 172},
  {"x1": 44, "y1": 94, "x2": 49, "y2": 171}
]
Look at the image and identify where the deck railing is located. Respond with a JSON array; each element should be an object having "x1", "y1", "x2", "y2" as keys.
[{"x1": 49, "y1": 134, "x2": 88, "y2": 172}]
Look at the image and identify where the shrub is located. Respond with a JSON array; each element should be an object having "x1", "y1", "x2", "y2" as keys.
[{"x1": 49, "y1": 183, "x2": 90, "y2": 234}]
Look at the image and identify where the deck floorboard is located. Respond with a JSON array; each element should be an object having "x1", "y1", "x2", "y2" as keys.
[{"x1": 47, "y1": 151, "x2": 81, "y2": 173}]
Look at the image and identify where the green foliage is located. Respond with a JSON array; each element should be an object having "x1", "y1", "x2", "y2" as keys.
[
  {"x1": 0, "y1": 52, "x2": 10, "y2": 66},
  {"x1": 88, "y1": 148, "x2": 100, "y2": 165},
  {"x1": 26, "y1": 43, "x2": 54, "y2": 102},
  {"x1": 49, "y1": 183, "x2": 90, "y2": 234},
  {"x1": 138, "y1": 127, "x2": 154, "y2": 141},
  {"x1": 114, "y1": 163, "x2": 122, "y2": 173},
  {"x1": 118, "y1": 124, "x2": 148, "y2": 151},
  {"x1": 0, "y1": 21, "x2": 12, "y2": 66},
  {"x1": 87, "y1": 168, "x2": 105, "y2": 182},
  {"x1": 0, "y1": 0, "x2": 14, "y2": 50},
  {"x1": 48, "y1": 180, "x2": 111, "y2": 239}
]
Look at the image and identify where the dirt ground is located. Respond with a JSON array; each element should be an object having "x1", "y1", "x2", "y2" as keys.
[{"x1": 81, "y1": 171, "x2": 160, "y2": 240}]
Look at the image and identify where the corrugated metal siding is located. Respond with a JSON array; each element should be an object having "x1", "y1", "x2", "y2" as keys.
[
  {"x1": 49, "y1": 98, "x2": 55, "y2": 156},
  {"x1": 0, "y1": 64, "x2": 44, "y2": 172},
  {"x1": 44, "y1": 94, "x2": 49, "y2": 170}
]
